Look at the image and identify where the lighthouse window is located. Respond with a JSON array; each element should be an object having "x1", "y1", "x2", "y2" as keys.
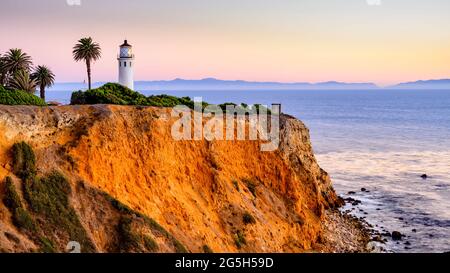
[
  {"x1": 130, "y1": 62, "x2": 132, "y2": 67},
  {"x1": 124, "y1": 62, "x2": 127, "y2": 67},
  {"x1": 119, "y1": 62, "x2": 121, "y2": 67}
]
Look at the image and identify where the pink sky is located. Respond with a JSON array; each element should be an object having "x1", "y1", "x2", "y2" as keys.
[{"x1": 1, "y1": 0, "x2": 450, "y2": 86}]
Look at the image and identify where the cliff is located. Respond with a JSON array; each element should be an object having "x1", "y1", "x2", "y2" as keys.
[{"x1": 0, "y1": 105, "x2": 367, "y2": 253}]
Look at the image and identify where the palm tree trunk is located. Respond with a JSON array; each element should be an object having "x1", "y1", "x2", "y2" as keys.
[
  {"x1": 40, "y1": 84, "x2": 45, "y2": 100},
  {"x1": 86, "y1": 59, "x2": 92, "y2": 90},
  {"x1": 0, "y1": 73, "x2": 5, "y2": 86}
]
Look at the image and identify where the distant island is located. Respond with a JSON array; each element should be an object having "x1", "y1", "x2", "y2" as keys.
[
  {"x1": 389, "y1": 79, "x2": 450, "y2": 90},
  {"x1": 49, "y1": 78, "x2": 378, "y2": 91},
  {"x1": 48, "y1": 78, "x2": 450, "y2": 91}
]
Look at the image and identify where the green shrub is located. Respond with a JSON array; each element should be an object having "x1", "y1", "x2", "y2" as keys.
[
  {"x1": 0, "y1": 86, "x2": 46, "y2": 106},
  {"x1": 13, "y1": 207, "x2": 37, "y2": 232},
  {"x1": 142, "y1": 216, "x2": 187, "y2": 253},
  {"x1": 23, "y1": 171, "x2": 95, "y2": 252},
  {"x1": 70, "y1": 83, "x2": 195, "y2": 108},
  {"x1": 117, "y1": 216, "x2": 142, "y2": 252},
  {"x1": 243, "y1": 212, "x2": 256, "y2": 225},
  {"x1": 105, "y1": 192, "x2": 187, "y2": 253},
  {"x1": 12, "y1": 142, "x2": 36, "y2": 181},
  {"x1": 69, "y1": 83, "x2": 268, "y2": 115},
  {"x1": 234, "y1": 231, "x2": 247, "y2": 249},
  {"x1": 3, "y1": 177, "x2": 23, "y2": 210},
  {"x1": 242, "y1": 179, "x2": 257, "y2": 197},
  {"x1": 103, "y1": 192, "x2": 134, "y2": 214},
  {"x1": 39, "y1": 237, "x2": 56, "y2": 253},
  {"x1": 2, "y1": 176, "x2": 37, "y2": 232}
]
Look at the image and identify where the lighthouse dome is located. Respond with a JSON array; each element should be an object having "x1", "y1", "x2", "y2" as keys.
[{"x1": 119, "y1": 40, "x2": 133, "y2": 58}]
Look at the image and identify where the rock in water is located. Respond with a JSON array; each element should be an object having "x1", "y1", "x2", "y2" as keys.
[
  {"x1": 421, "y1": 174, "x2": 428, "y2": 179},
  {"x1": 392, "y1": 231, "x2": 403, "y2": 241}
]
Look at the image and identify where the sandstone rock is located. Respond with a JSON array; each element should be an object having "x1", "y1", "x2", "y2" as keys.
[{"x1": 0, "y1": 105, "x2": 361, "y2": 253}]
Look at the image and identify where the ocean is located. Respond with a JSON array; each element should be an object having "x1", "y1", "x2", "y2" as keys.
[{"x1": 46, "y1": 88, "x2": 450, "y2": 253}]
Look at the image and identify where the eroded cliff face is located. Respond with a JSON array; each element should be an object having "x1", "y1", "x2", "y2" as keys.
[{"x1": 0, "y1": 105, "x2": 344, "y2": 253}]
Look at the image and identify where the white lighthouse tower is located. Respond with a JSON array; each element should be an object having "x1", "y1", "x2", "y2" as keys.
[{"x1": 117, "y1": 40, "x2": 135, "y2": 90}]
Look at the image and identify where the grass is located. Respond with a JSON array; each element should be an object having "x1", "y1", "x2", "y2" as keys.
[
  {"x1": 103, "y1": 192, "x2": 135, "y2": 214},
  {"x1": 23, "y1": 171, "x2": 95, "y2": 252},
  {"x1": 243, "y1": 212, "x2": 256, "y2": 225},
  {"x1": 117, "y1": 216, "x2": 160, "y2": 253},
  {"x1": 12, "y1": 142, "x2": 36, "y2": 181},
  {"x1": 39, "y1": 237, "x2": 56, "y2": 253},
  {"x1": 242, "y1": 179, "x2": 257, "y2": 197},
  {"x1": 13, "y1": 207, "x2": 37, "y2": 232},
  {"x1": 117, "y1": 216, "x2": 142, "y2": 252},
  {"x1": 142, "y1": 216, "x2": 188, "y2": 253},
  {"x1": 12, "y1": 142, "x2": 96, "y2": 252},
  {"x1": 234, "y1": 231, "x2": 247, "y2": 249},
  {"x1": 106, "y1": 193, "x2": 187, "y2": 253},
  {"x1": 0, "y1": 85, "x2": 46, "y2": 106},
  {"x1": 7, "y1": 141, "x2": 186, "y2": 253},
  {"x1": 3, "y1": 176, "x2": 23, "y2": 210},
  {"x1": 2, "y1": 176, "x2": 37, "y2": 232}
]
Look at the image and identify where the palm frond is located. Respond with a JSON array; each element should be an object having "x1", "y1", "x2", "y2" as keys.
[
  {"x1": 10, "y1": 70, "x2": 37, "y2": 93},
  {"x1": 2, "y1": 49, "x2": 33, "y2": 75},
  {"x1": 31, "y1": 65, "x2": 55, "y2": 88},
  {"x1": 72, "y1": 37, "x2": 102, "y2": 62}
]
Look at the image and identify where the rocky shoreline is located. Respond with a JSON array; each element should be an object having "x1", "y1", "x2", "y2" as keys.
[
  {"x1": 315, "y1": 209, "x2": 371, "y2": 253},
  {"x1": 338, "y1": 188, "x2": 417, "y2": 253}
]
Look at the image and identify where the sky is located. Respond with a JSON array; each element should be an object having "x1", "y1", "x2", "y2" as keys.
[{"x1": 1, "y1": 0, "x2": 450, "y2": 86}]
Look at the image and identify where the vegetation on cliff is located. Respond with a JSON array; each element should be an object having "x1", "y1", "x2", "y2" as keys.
[
  {"x1": 70, "y1": 83, "x2": 272, "y2": 115},
  {"x1": 7, "y1": 142, "x2": 95, "y2": 252},
  {"x1": 103, "y1": 192, "x2": 188, "y2": 253},
  {"x1": 71, "y1": 83, "x2": 196, "y2": 108},
  {"x1": 2, "y1": 140, "x2": 187, "y2": 253},
  {"x1": 0, "y1": 86, "x2": 46, "y2": 106}
]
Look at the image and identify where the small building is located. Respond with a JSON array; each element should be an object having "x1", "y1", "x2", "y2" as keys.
[{"x1": 117, "y1": 40, "x2": 135, "y2": 90}]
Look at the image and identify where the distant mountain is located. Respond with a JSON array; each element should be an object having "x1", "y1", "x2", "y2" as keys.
[
  {"x1": 390, "y1": 79, "x2": 450, "y2": 90},
  {"x1": 49, "y1": 78, "x2": 379, "y2": 91},
  {"x1": 135, "y1": 78, "x2": 379, "y2": 90}
]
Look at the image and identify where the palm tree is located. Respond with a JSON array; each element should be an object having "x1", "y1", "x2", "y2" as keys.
[
  {"x1": 72, "y1": 37, "x2": 101, "y2": 90},
  {"x1": 10, "y1": 70, "x2": 37, "y2": 93},
  {"x1": 0, "y1": 55, "x2": 6, "y2": 86},
  {"x1": 2, "y1": 49, "x2": 33, "y2": 77},
  {"x1": 31, "y1": 65, "x2": 55, "y2": 100}
]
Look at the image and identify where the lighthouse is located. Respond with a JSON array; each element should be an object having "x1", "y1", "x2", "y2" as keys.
[{"x1": 117, "y1": 40, "x2": 135, "y2": 90}]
